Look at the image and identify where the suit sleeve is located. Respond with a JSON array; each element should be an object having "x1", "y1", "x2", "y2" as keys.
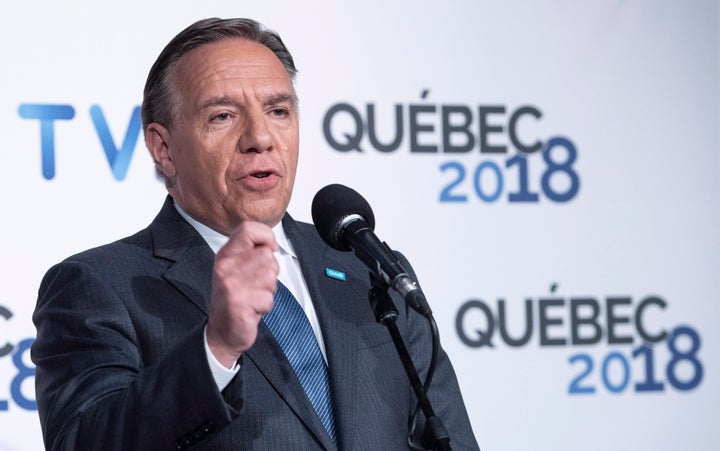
[{"x1": 32, "y1": 259, "x2": 236, "y2": 450}]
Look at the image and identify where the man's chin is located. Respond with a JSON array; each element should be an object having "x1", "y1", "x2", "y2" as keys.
[{"x1": 232, "y1": 208, "x2": 286, "y2": 229}]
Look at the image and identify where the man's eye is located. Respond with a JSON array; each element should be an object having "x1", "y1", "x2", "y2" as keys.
[
  {"x1": 271, "y1": 108, "x2": 288, "y2": 117},
  {"x1": 213, "y1": 113, "x2": 231, "y2": 121}
]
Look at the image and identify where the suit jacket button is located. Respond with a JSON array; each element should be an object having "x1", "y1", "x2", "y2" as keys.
[
  {"x1": 202, "y1": 420, "x2": 216, "y2": 433},
  {"x1": 177, "y1": 437, "x2": 193, "y2": 450}
]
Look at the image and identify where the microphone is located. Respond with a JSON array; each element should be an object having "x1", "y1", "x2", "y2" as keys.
[{"x1": 311, "y1": 184, "x2": 431, "y2": 316}]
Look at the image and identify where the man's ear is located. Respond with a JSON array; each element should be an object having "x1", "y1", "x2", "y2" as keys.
[{"x1": 145, "y1": 123, "x2": 176, "y2": 178}]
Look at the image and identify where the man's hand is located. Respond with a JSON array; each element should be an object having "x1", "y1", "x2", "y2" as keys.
[{"x1": 206, "y1": 221, "x2": 279, "y2": 368}]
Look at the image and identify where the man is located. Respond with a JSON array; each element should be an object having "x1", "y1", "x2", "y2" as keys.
[{"x1": 32, "y1": 18, "x2": 479, "y2": 450}]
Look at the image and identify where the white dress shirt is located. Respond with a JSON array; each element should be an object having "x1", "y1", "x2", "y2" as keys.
[{"x1": 174, "y1": 204, "x2": 327, "y2": 390}]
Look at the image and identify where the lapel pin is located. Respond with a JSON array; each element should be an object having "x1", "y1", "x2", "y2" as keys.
[{"x1": 325, "y1": 268, "x2": 346, "y2": 281}]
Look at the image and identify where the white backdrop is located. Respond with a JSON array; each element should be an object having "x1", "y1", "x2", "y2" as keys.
[{"x1": 1, "y1": 1, "x2": 718, "y2": 450}]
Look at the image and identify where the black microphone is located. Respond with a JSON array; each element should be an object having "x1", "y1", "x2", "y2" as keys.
[{"x1": 311, "y1": 184, "x2": 431, "y2": 316}]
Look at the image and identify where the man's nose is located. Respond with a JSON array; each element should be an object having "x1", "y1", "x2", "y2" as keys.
[{"x1": 238, "y1": 110, "x2": 273, "y2": 153}]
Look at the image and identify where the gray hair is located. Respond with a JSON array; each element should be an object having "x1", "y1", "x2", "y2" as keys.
[{"x1": 141, "y1": 18, "x2": 297, "y2": 130}]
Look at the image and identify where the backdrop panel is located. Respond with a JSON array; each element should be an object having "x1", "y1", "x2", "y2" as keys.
[{"x1": 1, "y1": 1, "x2": 718, "y2": 450}]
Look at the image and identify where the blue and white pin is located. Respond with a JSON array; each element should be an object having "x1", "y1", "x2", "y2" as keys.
[{"x1": 325, "y1": 268, "x2": 346, "y2": 281}]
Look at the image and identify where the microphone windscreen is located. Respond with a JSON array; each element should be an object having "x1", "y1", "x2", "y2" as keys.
[{"x1": 311, "y1": 184, "x2": 376, "y2": 251}]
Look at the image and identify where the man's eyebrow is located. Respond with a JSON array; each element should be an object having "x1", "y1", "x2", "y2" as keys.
[
  {"x1": 197, "y1": 96, "x2": 238, "y2": 111},
  {"x1": 265, "y1": 92, "x2": 298, "y2": 108}
]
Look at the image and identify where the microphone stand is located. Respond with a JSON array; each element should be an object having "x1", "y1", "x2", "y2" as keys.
[{"x1": 368, "y1": 273, "x2": 451, "y2": 451}]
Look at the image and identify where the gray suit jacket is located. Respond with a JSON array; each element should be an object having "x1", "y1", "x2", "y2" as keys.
[{"x1": 32, "y1": 196, "x2": 479, "y2": 450}]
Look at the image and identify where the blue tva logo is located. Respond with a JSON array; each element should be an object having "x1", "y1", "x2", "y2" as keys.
[{"x1": 18, "y1": 104, "x2": 142, "y2": 181}]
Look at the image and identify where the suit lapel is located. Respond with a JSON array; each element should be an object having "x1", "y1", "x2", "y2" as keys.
[
  {"x1": 244, "y1": 324, "x2": 336, "y2": 450},
  {"x1": 243, "y1": 215, "x2": 341, "y2": 450},
  {"x1": 150, "y1": 196, "x2": 214, "y2": 315},
  {"x1": 284, "y1": 215, "x2": 374, "y2": 450}
]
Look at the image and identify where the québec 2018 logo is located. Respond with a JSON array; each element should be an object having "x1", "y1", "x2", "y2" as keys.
[
  {"x1": 454, "y1": 285, "x2": 704, "y2": 395},
  {"x1": 321, "y1": 91, "x2": 580, "y2": 204}
]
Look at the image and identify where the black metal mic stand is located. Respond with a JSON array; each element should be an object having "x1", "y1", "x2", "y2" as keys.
[{"x1": 368, "y1": 273, "x2": 451, "y2": 451}]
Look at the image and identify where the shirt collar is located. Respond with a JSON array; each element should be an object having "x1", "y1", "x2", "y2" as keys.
[{"x1": 173, "y1": 201, "x2": 295, "y2": 258}]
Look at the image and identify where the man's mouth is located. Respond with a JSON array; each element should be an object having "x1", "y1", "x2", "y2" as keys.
[{"x1": 252, "y1": 171, "x2": 272, "y2": 178}]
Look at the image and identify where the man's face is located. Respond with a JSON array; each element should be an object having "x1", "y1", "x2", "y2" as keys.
[{"x1": 147, "y1": 38, "x2": 299, "y2": 234}]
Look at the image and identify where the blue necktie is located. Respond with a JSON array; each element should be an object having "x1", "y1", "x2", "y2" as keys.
[{"x1": 263, "y1": 281, "x2": 337, "y2": 443}]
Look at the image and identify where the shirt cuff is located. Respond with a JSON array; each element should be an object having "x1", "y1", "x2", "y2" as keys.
[{"x1": 204, "y1": 325, "x2": 240, "y2": 391}]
